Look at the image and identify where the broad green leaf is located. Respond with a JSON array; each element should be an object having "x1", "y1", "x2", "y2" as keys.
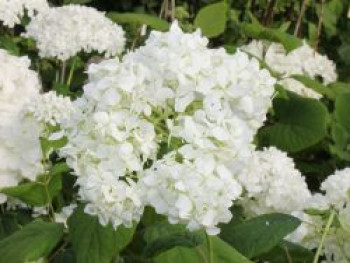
[
  {"x1": 211, "y1": 237, "x2": 252, "y2": 263},
  {"x1": 335, "y1": 93, "x2": 350, "y2": 132},
  {"x1": 240, "y1": 23, "x2": 302, "y2": 52},
  {"x1": 259, "y1": 241, "x2": 313, "y2": 263},
  {"x1": 220, "y1": 213, "x2": 301, "y2": 258},
  {"x1": 194, "y1": 1, "x2": 227, "y2": 37},
  {"x1": 259, "y1": 96, "x2": 328, "y2": 152},
  {"x1": 107, "y1": 13, "x2": 170, "y2": 31},
  {"x1": 0, "y1": 163, "x2": 69, "y2": 206},
  {"x1": 0, "y1": 36, "x2": 19, "y2": 55},
  {"x1": 0, "y1": 220, "x2": 64, "y2": 263},
  {"x1": 154, "y1": 236, "x2": 252, "y2": 263},
  {"x1": 68, "y1": 205, "x2": 135, "y2": 263},
  {"x1": 52, "y1": 248, "x2": 76, "y2": 263},
  {"x1": 0, "y1": 214, "x2": 19, "y2": 240},
  {"x1": 328, "y1": 82, "x2": 350, "y2": 95},
  {"x1": 143, "y1": 221, "x2": 205, "y2": 258},
  {"x1": 331, "y1": 94, "x2": 350, "y2": 160},
  {"x1": 320, "y1": 0, "x2": 344, "y2": 37},
  {"x1": 291, "y1": 75, "x2": 335, "y2": 100},
  {"x1": 154, "y1": 247, "x2": 203, "y2": 263}
]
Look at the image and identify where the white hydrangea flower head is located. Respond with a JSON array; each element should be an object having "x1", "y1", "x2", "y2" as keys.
[
  {"x1": 288, "y1": 169, "x2": 350, "y2": 262},
  {"x1": 241, "y1": 40, "x2": 337, "y2": 99},
  {"x1": 59, "y1": 58, "x2": 158, "y2": 228},
  {"x1": 321, "y1": 168, "x2": 350, "y2": 208},
  {"x1": 24, "y1": 5, "x2": 126, "y2": 60},
  {"x1": 0, "y1": 49, "x2": 43, "y2": 203},
  {"x1": 140, "y1": 146, "x2": 243, "y2": 235},
  {"x1": 60, "y1": 22, "x2": 275, "y2": 232},
  {"x1": 0, "y1": 0, "x2": 48, "y2": 28},
  {"x1": 25, "y1": 91, "x2": 76, "y2": 126},
  {"x1": 237, "y1": 147, "x2": 311, "y2": 216}
]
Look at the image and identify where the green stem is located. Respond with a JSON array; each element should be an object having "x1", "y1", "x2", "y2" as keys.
[
  {"x1": 206, "y1": 234, "x2": 214, "y2": 263},
  {"x1": 294, "y1": 0, "x2": 310, "y2": 36},
  {"x1": 313, "y1": 209, "x2": 336, "y2": 263},
  {"x1": 60, "y1": 61, "x2": 66, "y2": 84},
  {"x1": 66, "y1": 57, "x2": 77, "y2": 87}
]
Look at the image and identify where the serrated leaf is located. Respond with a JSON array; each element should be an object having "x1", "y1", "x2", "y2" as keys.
[
  {"x1": 107, "y1": 13, "x2": 170, "y2": 31},
  {"x1": 0, "y1": 220, "x2": 64, "y2": 263},
  {"x1": 68, "y1": 205, "x2": 135, "y2": 263},
  {"x1": 259, "y1": 96, "x2": 328, "y2": 152},
  {"x1": 220, "y1": 213, "x2": 301, "y2": 258},
  {"x1": 194, "y1": 1, "x2": 227, "y2": 37}
]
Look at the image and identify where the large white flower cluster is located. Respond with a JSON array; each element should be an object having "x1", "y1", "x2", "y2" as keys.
[
  {"x1": 60, "y1": 22, "x2": 276, "y2": 234},
  {"x1": 290, "y1": 168, "x2": 350, "y2": 263},
  {"x1": 241, "y1": 40, "x2": 337, "y2": 99},
  {"x1": 0, "y1": 0, "x2": 48, "y2": 28},
  {"x1": 140, "y1": 146, "x2": 243, "y2": 235},
  {"x1": 0, "y1": 49, "x2": 43, "y2": 203},
  {"x1": 24, "y1": 5, "x2": 126, "y2": 60},
  {"x1": 25, "y1": 91, "x2": 75, "y2": 126},
  {"x1": 237, "y1": 147, "x2": 311, "y2": 216}
]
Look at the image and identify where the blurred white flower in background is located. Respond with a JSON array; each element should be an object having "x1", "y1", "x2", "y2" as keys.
[
  {"x1": 237, "y1": 147, "x2": 311, "y2": 216},
  {"x1": 0, "y1": 0, "x2": 48, "y2": 28},
  {"x1": 0, "y1": 49, "x2": 43, "y2": 203},
  {"x1": 24, "y1": 5, "x2": 126, "y2": 60},
  {"x1": 241, "y1": 40, "x2": 337, "y2": 99}
]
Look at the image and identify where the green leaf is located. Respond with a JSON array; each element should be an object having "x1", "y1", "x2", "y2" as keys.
[
  {"x1": 0, "y1": 163, "x2": 68, "y2": 206},
  {"x1": 52, "y1": 248, "x2": 76, "y2": 263},
  {"x1": 154, "y1": 247, "x2": 203, "y2": 263},
  {"x1": 194, "y1": 1, "x2": 227, "y2": 38},
  {"x1": 0, "y1": 220, "x2": 64, "y2": 263},
  {"x1": 0, "y1": 36, "x2": 19, "y2": 55},
  {"x1": 143, "y1": 221, "x2": 205, "y2": 258},
  {"x1": 240, "y1": 23, "x2": 302, "y2": 52},
  {"x1": 211, "y1": 237, "x2": 252, "y2": 263},
  {"x1": 259, "y1": 96, "x2": 328, "y2": 152},
  {"x1": 154, "y1": 236, "x2": 252, "y2": 263},
  {"x1": 220, "y1": 213, "x2": 301, "y2": 258},
  {"x1": 259, "y1": 241, "x2": 313, "y2": 263},
  {"x1": 68, "y1": 205, "x2": 135, "y2": 263},
  {"x1": 335, "y1": 93, "x2": 350, "y2": 132},
  {"x1": 328, "y1": 82, "x2": 350, "y2": 95},
  {"x1": 331, "y1": 93, "x2": 350, "y2": 160},
  {"x1": 0, "y1": 214, "x2": 20, "y2": 240},
  {"x1": 107, "y1": 13, "x2": 170, "y2": 31}
]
